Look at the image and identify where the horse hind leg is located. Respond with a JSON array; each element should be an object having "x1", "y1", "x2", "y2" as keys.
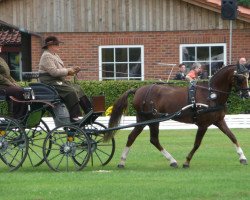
[
  {"x1": 117, "y1": 125, "x2": 145, "y2": 168},
  {"x1": 214, "y1": 119, "x2": 247, "y2": 165},
  {"x1": 183, "y1": 126, "x2": 207, "y2": 168},
  {"x1": 149, "y1": 123, "x2": 178, "y2": 168}
]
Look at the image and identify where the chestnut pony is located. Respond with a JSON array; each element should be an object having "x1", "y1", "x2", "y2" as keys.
[{"x1": 104, "y1": 65, "x2": 249, "y2": 168}]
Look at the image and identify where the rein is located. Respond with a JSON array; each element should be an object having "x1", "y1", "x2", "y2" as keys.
[{"x1": 195, "y1": 85, "x2": 230, "y2": 95}]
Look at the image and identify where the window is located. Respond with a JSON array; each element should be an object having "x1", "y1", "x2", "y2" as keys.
[
  {"x1": 180, "y1": 44, "x2": 226, "y2": 78},
  {"x1": 9, "y1": 52, "x2": 22, "y2": 81},
  {"x1": 99, "y1": 45, "x2": 144, "y2": 80}
]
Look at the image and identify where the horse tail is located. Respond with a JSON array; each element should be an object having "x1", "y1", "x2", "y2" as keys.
[{"x1": 104, "y1": 89, "x2": 136, "y2": 142}]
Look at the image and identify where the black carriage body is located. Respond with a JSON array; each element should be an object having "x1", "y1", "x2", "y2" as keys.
[
  {"x1": 29, "y1": 83, "x2": 71, "y2": 127},
  {"x1": 0, "y1": 77, "x2": 113, "y2": 171}
]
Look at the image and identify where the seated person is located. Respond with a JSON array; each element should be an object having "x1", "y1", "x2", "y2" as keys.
[
  {"x1": 0, "y1": 57, "x2": 27, "y2": 119},
  {"x1": 237, "y1": 57, "x2": 249, "y2": 76},
  {"x1": 174, "y1": 63, "x2": 186, "y2": 80},
  {"x1": 38, "y1": 36, "x2": 92, "y2": 122},
  {"x1": 186, "y1": 63, "x2": 202, "y2": 82}
]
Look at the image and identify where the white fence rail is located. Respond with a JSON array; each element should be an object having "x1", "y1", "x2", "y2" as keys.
[{"x1": 43, "y1": 114, "x2": 250, "y2": 130}]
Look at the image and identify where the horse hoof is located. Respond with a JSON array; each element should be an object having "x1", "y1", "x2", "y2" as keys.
[
  {"x1": 170, "y1": 162, "x2": 178, "y2": 168},
  {"x1": 117, "y1": 164, "x2": 125, "y2": 168},
  {"x1": 183, "y1": 163, "x2": 190, "y2": 169},
  {"x1": 240, "y1": 159, "x2": 248, "y2": 165}
]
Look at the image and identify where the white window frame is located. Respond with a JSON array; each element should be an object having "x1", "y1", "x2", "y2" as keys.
[
  {"x1": 98, "y1": 45, "x2": 144, "y2": 81},
  {"x1": 179, "y1": 43, "x2": 227, "y2": 78}
]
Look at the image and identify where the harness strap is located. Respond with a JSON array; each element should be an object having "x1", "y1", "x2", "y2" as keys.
[
  {"x1": 141, "y1": 84, "x2": 157, "y2": 114},
  {"x1": 188, "y1": 81, "x2": 197, "y2": 122}
]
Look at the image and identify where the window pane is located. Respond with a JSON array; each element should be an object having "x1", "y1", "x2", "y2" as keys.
[
  {"x1": 100, "y1": 46, "x2": 143, "y2": 80},
  {"x1": 102, "y1": 64, "x2": 114, "y2": 78},
  {"x1": 182, "y1": 62, "x2": 194, "y2": 72},
  {"x1": 182, "y1": 47, "x2": 195, "y2": 61},
  {"x1": 9, "y1": 53, "x2": 20, "y2": 81},
  {"x1": 199, "y1": 62, "x2": 209, "y2": 79},
  {"x1": 129, "y1": 77, "x2": 141, "y2": 80},
  {"x1": 211, "y1": 61, "x2": 224, "y2": 75},
  {"x1": 115, "y1": 48, "x2": 127, "y2": 62},
  {"x1": 129, "y1": 63, "x2": 141, "y2": 77},
  {"x1": 129, "y1": 48, "x2": 141, "y2": 62},
  {"x1": 211, "y1": 46, "x2": 224, "y2": 61},
  {"x1": 197, "y1": 47, "x2": 209, "y2": 61},
  {"x1": 116, "y1": 64, "x2": 128, "y2": 77},
  {"x1": 102, "y1": 48, "x2": 114, "y2": 62}
]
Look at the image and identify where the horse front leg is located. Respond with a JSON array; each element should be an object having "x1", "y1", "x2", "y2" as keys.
[
  {"x1": 214, "y1": 119, "x2": 247, "y2": 165},
  {"x1": 118, "y1": 125, "x2": 145, "y2": 168},
  {"x1": 183, "y1": 126, "x2": 207, "y2": 168},
  {"x1": 149, "y1": 123, "x2": 178, "y2": 168}
]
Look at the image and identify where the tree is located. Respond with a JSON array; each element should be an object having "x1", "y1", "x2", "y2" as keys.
[{"x1": 238, "y1": 0, "x2": 250, "y2": 7}]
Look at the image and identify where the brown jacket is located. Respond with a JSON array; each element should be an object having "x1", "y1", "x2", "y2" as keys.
[
  {"x1": 38, "y1": 50, "x2": 84, "y2": 109},
  {"x1": 39, "y1": 50, "x2": 68, "y2": 78}
]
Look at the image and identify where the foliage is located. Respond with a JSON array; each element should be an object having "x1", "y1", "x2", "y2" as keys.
[
  {"x1": 79, "y1": 80, "x2": 250, "y2": 115},
  {"x1": 0, "y1": 80, "x2": 249, "y2": 116},
  {"x1": 238, "y1": 0, "x2": 250, "y2": 7}
]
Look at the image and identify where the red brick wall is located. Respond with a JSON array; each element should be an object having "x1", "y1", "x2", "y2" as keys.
[{"x1": 31, "y1": 29, "x2": 250, "y2": 80}]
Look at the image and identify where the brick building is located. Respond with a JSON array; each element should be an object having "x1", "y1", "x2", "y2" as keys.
[{"x1": 0, "y1": 0, "x2": 250, "y2": 81}]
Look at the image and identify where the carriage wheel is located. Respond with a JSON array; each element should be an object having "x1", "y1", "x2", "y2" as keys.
[
  {"x1": 43, "y1": 125, "x2": 91, "y2": 172},
  {"x1": 82, "y1": 122, "x2": 115, "y2": 166},
  {"x1": 0, "y1": 116, "x2": 28, "y2": 172},
  {"x1": 26, "y1": 119, "x2": 51, "y2": 167}
]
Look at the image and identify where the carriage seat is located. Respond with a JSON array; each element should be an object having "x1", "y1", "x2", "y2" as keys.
[{"x1": 29, "y1": 83, "x2": 60, "y2": 102}]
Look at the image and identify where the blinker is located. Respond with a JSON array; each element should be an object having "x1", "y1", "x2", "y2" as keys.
[{"x1": 209, "y1": 92, "x2": 217, "y2": 100}]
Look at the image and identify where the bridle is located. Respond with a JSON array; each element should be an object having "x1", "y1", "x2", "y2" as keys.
[{"x1": 195, "y1": 69, "x2": 249, "y2": 99}]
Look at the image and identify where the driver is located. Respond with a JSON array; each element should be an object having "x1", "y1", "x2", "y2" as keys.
[{"x1": 38, "y1": 36, "x2": 92, "y2": 122}]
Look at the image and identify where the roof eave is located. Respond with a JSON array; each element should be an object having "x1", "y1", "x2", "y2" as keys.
[{"x1": 182, "y1": 0, "x2": 250, "y2": 23}]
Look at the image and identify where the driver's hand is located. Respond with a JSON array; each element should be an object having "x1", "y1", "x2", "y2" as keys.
[
  {"x1": 67, "y1": 68, "x2": 75, "y2": 76},
  {"x1": 73, "y1": 66, "x2": 81, "y2": 73}
]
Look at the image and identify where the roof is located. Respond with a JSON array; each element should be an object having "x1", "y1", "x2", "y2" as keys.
[
  {"x1": 0, "y1": 29, "x2": 21, "y2": 46},
  {"x1": 183, "y1": 0, "x2": 250, "y2": 22}
]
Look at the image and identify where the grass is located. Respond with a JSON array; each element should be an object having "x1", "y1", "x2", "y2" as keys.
[{"x1": 0, "y1": 128, "x2": 250, "y2": 200}]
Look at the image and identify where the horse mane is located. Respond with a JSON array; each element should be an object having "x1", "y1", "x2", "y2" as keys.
[{"x1": 210, "y1": 65, "x2": 235, "y2": 83}]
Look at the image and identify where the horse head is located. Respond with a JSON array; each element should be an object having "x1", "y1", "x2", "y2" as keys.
[
  {"x1": 209, "y1": 65, "x2": 249, "y2": 101},
  {"x1": 233, "y1": 71, "x2": 250, "y2": 98}
]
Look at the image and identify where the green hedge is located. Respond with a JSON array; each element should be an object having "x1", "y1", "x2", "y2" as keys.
[
  {"x1": 238, "y1": 0, "x2": 250, "y2": 8},
  {"x1": 78, "y1": 80, "x2": 250, "y2": 115},
  {"x1": 1, "y1": 80, "x2": 249, "y2": 116}
]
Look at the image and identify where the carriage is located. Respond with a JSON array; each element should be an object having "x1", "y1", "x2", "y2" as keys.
[
  {"x1": 0, "y1": 64, "x2": 249, "y2": 172},
  {"x1": 0, "y1": 73, "x2": 115, "y2": 172}
]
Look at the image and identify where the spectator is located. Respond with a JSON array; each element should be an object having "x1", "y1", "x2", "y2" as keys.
[
  {"x1": 237, "y1": 57, "x2": 249, "y2": 75},
  {"x1": 174, "y1": 63, "x2": 186, "y2": 80},
  {"x1": 186, "y1": 63, "x2": 202, "y2": 82}
]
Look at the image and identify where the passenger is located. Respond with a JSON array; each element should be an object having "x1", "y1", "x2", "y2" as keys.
[
  {"x1": 174, "y1": 63, "x2": 186, "y2": 80},
  {"x1": 0, "y1": 57, "x2": 27, "y2": 119},
  {"x1": 185, "y1": 63, "x2": 202, "y2": 82},
  {"x1": 38, "y1": 36, "x2": 92, "y2": 122}
]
